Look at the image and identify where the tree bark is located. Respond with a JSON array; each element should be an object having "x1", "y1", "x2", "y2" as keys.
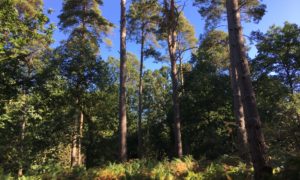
[
  {"x1": 119, "y1": 0, "x2": 127, "y2": 162},
  {"x1": 179, "y1": 55, "x2": 184, "y2": 87},
  {"x1": 71, "y1": 107, "x2": 83, "y2": 167},
  {"x1": 226, "y1": 0, "x2": 271, "y2": 178},
  {"x1": 138, "y1": 30, "x2": 145, "y2": 158},
  {"x1": 229, "y1": 65, "x2": 250, "y2": 163},
  {"x1": 78, "y1": 111, "x2": 84, "y2": 165},
  {"x1": 71, "y1": 110, "x2": 79, "y2": 167},
  {"x1": 165, "y1": 0, "x2": 183, "y2": 158},
  {"x1": 170, "y1": 52, "x2": 183, "y2": 158}
]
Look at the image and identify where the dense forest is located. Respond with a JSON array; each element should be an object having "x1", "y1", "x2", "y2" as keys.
[{"x1": 0, "y1": 0, "x2": 299, "y2": 179}]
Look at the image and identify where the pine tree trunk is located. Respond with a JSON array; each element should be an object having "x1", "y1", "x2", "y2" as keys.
[
  {"x1": 229, "y1": 65, "x2": 250, "y2": 163},
  {"x1": 166, "y1": 0, "x2": 183, "y2": 158},
  {"x1": 226, "y1": 0, "x2": 271, "y2": 178},
  {"x1": 71, "y1": 111, "x2": 78, "y2": 167},
  {"x1": 78, "y1": 111, "x2": 84, "y2": 165},
  {"x1": 179, "y1": 56, "x2": 184, "y2": 87},
  {"x1": 170, "y1": 51, "x2": 183, "y2": 158},
  {"x1": 138, "y1": 31, "x2": 145, "y2": 158},
  {"x1": 71, "y1": 110, "x2": 84, "y2": 167},
  {"x1": 119, "y1": 0, "x2": 127, "y2": 162}
]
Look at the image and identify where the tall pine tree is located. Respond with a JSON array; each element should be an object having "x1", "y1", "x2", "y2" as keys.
[
  {"x1": 127, "y1": 0, "x2": 160, "y2": 158},
  {"x1": 194, "y1": 0, "x2": 271, "y2": 178},
  {"x1": 119, "y1": 0, "x2": 128, "y2": 162},
  {"x1": 158, "y1": 0, "x2": 197, "y2": 158},
  {"x1": 160, "y1": 0, "x2": 183, "y2": 158},
  {"x1": 58, "y1": 0, "x2": 113, "y2": 167}
]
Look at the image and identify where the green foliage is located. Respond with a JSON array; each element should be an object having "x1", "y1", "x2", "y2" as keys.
[
  {"x1": 182, "y1": 55, "x2": 234, "y2": 159},
  {"x1": 58, "y1": 0, "x2": 113, "y2": 45},
  {"x1": 142, "y1": 67, "x2": 173, "y2": 158},
  {"x1": 177, "y1": 13, "x2": 198, "y2": 51},
  {"x1": 251, "y1": 22, "x2": 300, "y2": 93},
  {"x1": 0, "y1": 156, "x2": 260, "y2": 179},
  {"x1": 92, "y1": 156, "x2": 199, "y2": 179},
  {"x1": 193, "y1": 0, "x2": 266, "y2": 30},
  {"x1": 0, "y1": 0, "x2": 53, "y2": 61},
  {"x1": 0, "y1": 0, "x2": 54, "y2": 175},
  {"x1": 127, "y1": 0, "x2": 160, "y2": 44},
  {"x1": 158, "y1": 2, "x2": 197, "y2": 57},
  {"x1": 250, "y1": 23, "x2": 300, "y2": 170},
  {"x1": 197, "y1": 30, "x2": 229, "y2": 71}
]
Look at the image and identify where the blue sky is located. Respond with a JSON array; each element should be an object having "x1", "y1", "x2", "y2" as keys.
[{"x1": 44, "y1": 0, "x2": 300, "y2": 70}]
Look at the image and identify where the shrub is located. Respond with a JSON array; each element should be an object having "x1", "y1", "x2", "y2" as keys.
[{"x1": 95, "y1": 163, "x2": 125, "y2": 180}]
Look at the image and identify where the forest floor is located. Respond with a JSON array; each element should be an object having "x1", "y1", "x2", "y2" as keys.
[{"x1": 1, "y1": 155, "x2": 300, "y2": 179}]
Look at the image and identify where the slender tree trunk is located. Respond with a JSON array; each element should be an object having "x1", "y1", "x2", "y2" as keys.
[
  {"x1": 71, "y1": 110, "x2": 84, "y2": 167},
  {"x1": 179, "y1": 56, "x2": 184, "y2": 87},
  {"x1": 71, "y1": 111, "x2": 78, "y2": 167},
  {"x1": 119, "y1": 0, "x2": 127, "y2": 162},
  {"x1": 177, "y1": 43, "x2": 184, "y2": 88},
  {"x1": 170, "y1": 51, "x2": 183, "y2": 158},
  {"x1": 226, "y1": 0, "x2": 271, "y2": 178},
  {"x1": 165, "y1": 0, "x2": 183, "y2": 158},
  {"x1": 229, "y1": 65, "x2": 250, "y2": 163},
  {"x1": 78, "y1": 111, "x2": 84, "y2": 165},
  {"x1": 138, "y1": 31, "x2": 145, "y2": 158}
]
